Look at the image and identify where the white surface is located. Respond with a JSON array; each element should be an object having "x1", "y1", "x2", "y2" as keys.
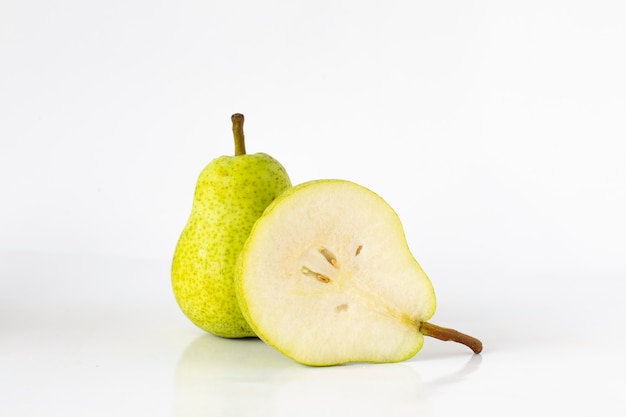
[
  {"x1": 1, "y1": 252, "x2": 625, "y2": 416},
  {"x1": 2, "y1": 1, "x2": 625, "y2": 416}
]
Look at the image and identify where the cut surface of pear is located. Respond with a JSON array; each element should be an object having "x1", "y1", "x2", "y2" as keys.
[
  {"x1": 236, "y1": 179, "x2": 481, "y2": 365},
  {"x1": 172, "y1": 114, "x2": 292, "y2": 338}
]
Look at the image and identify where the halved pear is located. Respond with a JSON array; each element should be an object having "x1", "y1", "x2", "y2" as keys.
[{"x1": 235, "y1": 179, "x2": 482, "y2": 366}]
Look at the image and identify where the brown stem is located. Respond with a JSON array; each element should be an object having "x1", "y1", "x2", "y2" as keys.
[
  {"x1": 231, "y1": 113, "x2": 246, "y2": 156},
  {"x1": 420, "y1": 322, "x2": 483, "y2": 354}
]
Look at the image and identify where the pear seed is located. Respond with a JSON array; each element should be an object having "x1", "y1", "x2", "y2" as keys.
[
  {"x1": 319, "y1": 247, "x2": 338, "y2": 266},
  {"x1": 335, "y1": 304, "x2": 349, "y2": 312},
  {"x1": 355, "y1": 245, "x2": 363, "y2": 256},
  {"x1": 301, "y1": 266, "x2": 331, "y2": 283},
  {"x1": 316, "y1": 274, "x2": 331, "y2": 283}
]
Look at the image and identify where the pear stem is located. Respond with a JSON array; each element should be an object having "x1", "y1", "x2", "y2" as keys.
[
  {"x1": 232, "y1": 113, "x2": 246, "y2": 156},
  {"x1": 420, "y1": 322, "x2": 483, "y2": 354}
]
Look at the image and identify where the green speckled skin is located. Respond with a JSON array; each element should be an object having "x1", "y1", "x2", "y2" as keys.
[{"x1": 171, "y1": 152, "x2": 291, "y2": 338}]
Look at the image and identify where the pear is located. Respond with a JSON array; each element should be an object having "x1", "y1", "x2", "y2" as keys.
[
  {"x1": 172, "y1": 114, "x2": 292, "y2": 338},
  {"x1": 235, "y1": 179, "x2": 482, "y2": 365}
]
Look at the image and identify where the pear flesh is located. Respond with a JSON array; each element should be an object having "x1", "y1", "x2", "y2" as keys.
[
  {"x1": 172, "y1": 114, "x2": 292, "y2": 338},
  {"x1": 236, "y1": 180, "x2": 446, "y2": 365}
]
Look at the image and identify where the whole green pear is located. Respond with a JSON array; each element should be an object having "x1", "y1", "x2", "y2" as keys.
[{"x1": 172, "y1": 114, "x2": 292, "y2": 338}]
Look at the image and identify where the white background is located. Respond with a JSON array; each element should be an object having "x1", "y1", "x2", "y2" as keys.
[{"x1": 1, "y1": 1, "x2": 625, "y2": 416}]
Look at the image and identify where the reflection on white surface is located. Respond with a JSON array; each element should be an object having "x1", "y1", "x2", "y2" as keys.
[{"x1": 173, "y1": 334, "x2": 482, "y2": 417}]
